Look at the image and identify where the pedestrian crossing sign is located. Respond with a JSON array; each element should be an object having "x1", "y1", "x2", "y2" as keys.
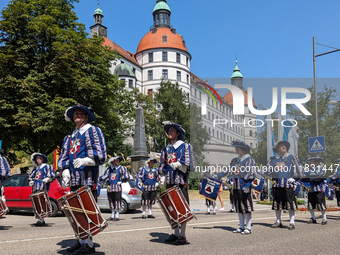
[{"x1": 308, "y1": 136, "x2": 325, "y2": 153}]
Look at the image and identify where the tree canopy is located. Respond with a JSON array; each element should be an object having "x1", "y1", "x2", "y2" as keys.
[
  {"x1": 0, "y1": 0, "x2": 127, "y2": 162},
  {"x1": 253, "y1": 85, "x2": 340, "y2": 171}
]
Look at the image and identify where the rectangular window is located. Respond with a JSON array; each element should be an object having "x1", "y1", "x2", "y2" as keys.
[
  {"x1": 177, "y1": 53, "x2": 180, "y2": 63},
  {"x1": 250, "y1": 130, "x2": 252, "y2": 137},
  {"x1": 148, "y1": 70, "x2": 153, "y2": 80},
  {"x1": 162, "y1": 52, "x2": 168, "y2": 61},
  {"x1": 128, "y1": 79, "x2": 133, "y2": 88},
  {"x1": 177, "y1": 71, "x2": 181, "y2": 81},
  {"x1": 162, "y1": 69, "x2": 168, "y2": 80},
  {"x1": 250, "y1": 143, "x2": 253, "y2": 148},
  {"x1": 187, "y1": 74, "x2": 189, "y2": 84},
  {"x1": 186, "y1": 56, "x2": 189, "y2": 66},
  {"x1": 148, "y1": 53, "x2": 153, "y2": 63}
]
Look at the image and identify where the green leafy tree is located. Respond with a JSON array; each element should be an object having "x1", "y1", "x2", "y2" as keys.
[
  {"x1": 287, "y1": 85, "x2": 340, "y2": 170},
  {"x1": 254, "y1": 85, "x2": 339, "y2": 172},
  {"x1": 0, "y1": 0, "x2": 129, "y2": 161},
  {"x1": 153, "y1": 80, "x2": 210, "y2": 164}
]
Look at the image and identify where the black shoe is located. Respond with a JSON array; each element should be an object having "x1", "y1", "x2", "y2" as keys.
[
  {"x1": 288, "y1": 224, "x2": 295, "y2": 230},
  {"x1": 148, "y1": 215, "x2": 155, "y2": 218},
  {"x1": 174, "y1": 236, "x2": 189, "y2": 245},
  {"x1": 142, "y1": 215, "x2": 147, "y2": 219},
  {"x1": 229, "y1": 209, "x2": 235, "y2": 213},
  {"x1": 205, "y1": 212, "x2": 211, "y2": 215},
  {"x1": 113, "y1": 218, "x2": 120, "y2": 221},
  {"x1": 271, "y1": 222, "x2": 283, "y2": 228},
  {"x1": 165, "y1": 234, "x2": 178, "y2": 243},
  {"x1": 307, "y1": 218, "x2": 317, "y2": 224},
  {"x1": 35, "y1": 221, "x2": 46, "y2": 226},
  {"x1": 66, "y1": 241, "x2": 82, "y2": 253},
  {"x1": 107, "y1": 217, "x2": 115, "y2": 221},
  {"x1": 74, "y1": 243, "x2": 95, "y2": 254}
]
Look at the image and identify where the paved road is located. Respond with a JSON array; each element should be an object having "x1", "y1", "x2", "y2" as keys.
[{"x1": 1, "y1": 200, "x2": 340, "y2": 255}]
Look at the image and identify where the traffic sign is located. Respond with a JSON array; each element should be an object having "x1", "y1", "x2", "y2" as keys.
[{"x1": 308, "y1": 136, "x2": 325, "y2": 153}]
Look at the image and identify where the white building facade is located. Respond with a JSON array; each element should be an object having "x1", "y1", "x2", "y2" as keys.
[{"x1": 89, "y1": 0, "x2": 257, "y2": 166}]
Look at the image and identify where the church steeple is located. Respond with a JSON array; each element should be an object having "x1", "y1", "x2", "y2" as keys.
[
  {"x1": 152, "y1": 0, "x2": 171, "y2": 30},
  {"x1": 231, "y1": 60, "x2": 243, "y2": 89},
  {"x1": 90, "y1": 3, "x2": 107, "y2": 38}
]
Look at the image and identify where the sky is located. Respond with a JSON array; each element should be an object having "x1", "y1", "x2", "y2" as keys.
[{"x1": 1, "y1": 0, "x2": 340, "y2": 105}]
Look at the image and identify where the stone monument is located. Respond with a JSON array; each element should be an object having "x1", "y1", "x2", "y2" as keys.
[{"x1": 129, "y1": 107, "x2": 149, "y2": 174}]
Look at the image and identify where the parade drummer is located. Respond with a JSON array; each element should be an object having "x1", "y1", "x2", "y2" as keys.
[
  {"x1": 159, "y1": 122, "x2": 195, "y2": 245},
  {"x1": 266, "y1": 141, "x2": 303, "y2": 230},
  {"x1": 302, "y1": 157, "x2": 327, "y2": 225},
  {"x1": 28, "y1": 153, "x2": 56, "y2": 226},
  {"x1": 99, "y1": 155, "x2": 132, "y2": 221},
  {"x1": 136, "y1": 158, "x2": 159, "y2": 219},
  {"x1": 217, "y1": 141, "x2": 256, "y2": 235},
  {"x1": 327, "y1": 159, "x2": 340, "y2": 207},
  {"x1": 0, "y1": 154, "x2": 11, "y2": 205},
  {"x1": 58, "y1": 104, "x2": 107, "y2": 254}
]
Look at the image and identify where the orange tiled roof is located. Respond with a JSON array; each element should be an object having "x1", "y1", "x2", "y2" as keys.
[
  {"x1": 223, "y1": 90, "x2": 256, "y2": 107},
  {"x1": 103, "y1": 37, "x2": 140, "y2": 67},
  {"x1": 137, "y1": 27, "x2": 189, "y2": 54}
]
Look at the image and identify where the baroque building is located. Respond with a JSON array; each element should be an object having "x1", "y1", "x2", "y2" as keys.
[{"x1": 89, "y1": 1, "x2": 257, "y2": 165}]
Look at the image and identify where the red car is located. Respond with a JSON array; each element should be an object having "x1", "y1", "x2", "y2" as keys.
[{"x1": 2, "y1": 174, "x2": 70, "y2": 216}]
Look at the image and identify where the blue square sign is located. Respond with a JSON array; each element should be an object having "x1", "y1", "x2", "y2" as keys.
[{"x1": 308, "y1": 136, "x2": 325, "y2": 153}]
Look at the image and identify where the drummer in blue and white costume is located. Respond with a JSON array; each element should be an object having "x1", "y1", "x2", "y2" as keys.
[
  {"x1": 326, "y1": 159, "x2": 340, "y2": 207},
  {"x1": 0, "y1": 155, "x2": 11, "y2": 206},
  {"x1": 28, "y1": 152, "x2": 56, "y2": 226},
  {"x1": 58, "y1": 104, "x2": 107, "y2": 254},
  {"x1": 99, "y1": 155, "x2": 131, "y2": 221},
  {"x1": 266, "y1": 140, "x2": 303, "y2": 230},
  {"x1": 217, "y1": 141, "x2": 256, "y2": 235},
  {"x1": 137, "y1": 158, "x2": 159, "y2": 219},
  {"x1": 303, "y1": 157, "x2": 327, "y2": 225},
  {"x1": 159, "y1": 122, "x2": 195, "y2": 245}
]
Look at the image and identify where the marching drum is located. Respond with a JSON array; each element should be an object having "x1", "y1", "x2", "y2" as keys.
[
  {"x1": 58, "y1": 186, "x2": 107, "y2": 240},
  {"x1": 199, "y1": 175, "x2": 222, "y2": 201},
  {"x1": 29, "y1": 191, "x2": 52, "y2": 219},
  {"x1": 157, "y1": 186, "x2": 195, "y2": 229},
  {"x1": 0, "y1": 198, "x2": 8, "y2": 217}
]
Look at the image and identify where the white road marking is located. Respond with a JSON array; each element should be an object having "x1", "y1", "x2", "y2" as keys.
[{"x1": 0, "y1": 215, "x2": 288, "y2": 244}]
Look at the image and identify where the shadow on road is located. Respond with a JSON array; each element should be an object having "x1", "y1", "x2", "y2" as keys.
[
  {"x1": 56, "y1": 239, "x2": 105, "y2": 254},
  {"x1": 0, "y1": 225, "x2": 13, "y2": 230},
  {"x1": 149, "y1": 232, "x2": 186, "y2": 245}
]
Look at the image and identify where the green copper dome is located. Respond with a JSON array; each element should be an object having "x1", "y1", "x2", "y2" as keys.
[
  {"x1": 114, "y1": 63, "x2": 136, "y2": 77},
  {"x1": 153, "y1": 0, "x2": 171, "y2": 13},
  {"x1": 94, "y1": 7, "x2": 103, "y2": 15},
  {"x1": 231, "y1": 61, "x2": 243, "y2": 78}
]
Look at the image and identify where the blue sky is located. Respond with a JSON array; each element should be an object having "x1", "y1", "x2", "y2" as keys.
[{"x1": 1, "y1": 0, "x2": 340, "y2": 104}]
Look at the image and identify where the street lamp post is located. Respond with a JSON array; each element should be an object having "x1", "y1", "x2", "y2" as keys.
[{"x1": 313, "y1": 37, "x2": 340, "y2": 137}]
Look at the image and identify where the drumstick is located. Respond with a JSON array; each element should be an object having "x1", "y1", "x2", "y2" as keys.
[{"x1": 160, "y1": 155, "x2": 168, "y2": 164}]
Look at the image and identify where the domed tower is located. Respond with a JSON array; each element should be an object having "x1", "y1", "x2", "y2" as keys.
[
  {"x1": 231, "y1": 60, "x2": 243, "y2": 89},
  {"x1": 136, "y1": 0, "x2": 191, "y2": 95},
  {"x1": 90, "y1": 4, "x2": 107, "y2": 38},
  {"x1": 223, "y1": 61, "x2": 258, "y2": 149}
]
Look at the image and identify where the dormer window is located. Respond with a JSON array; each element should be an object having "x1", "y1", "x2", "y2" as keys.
[{"x1": 162, "y1": 35, "x2": 167, "y2": 43}]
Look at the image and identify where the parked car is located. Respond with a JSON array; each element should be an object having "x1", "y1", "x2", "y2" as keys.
[
  {"x1": 97, "y1": 180, "x2": 142, "y2": 214},
  {"x1": 2, "y1": 173, "x2": 70, "y2": 217}
]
